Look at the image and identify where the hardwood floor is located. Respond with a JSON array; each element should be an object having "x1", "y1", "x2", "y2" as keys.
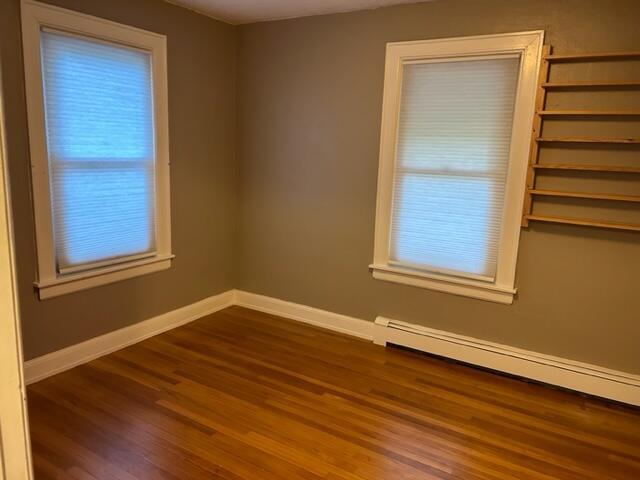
[{"x1": 28, "y1": 306, "x2": 640, "y2": 480}]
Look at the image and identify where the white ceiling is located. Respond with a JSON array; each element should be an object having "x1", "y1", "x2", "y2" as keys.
[{"x1": 165, "y1": 0, "x2": 431, "y2": 25}]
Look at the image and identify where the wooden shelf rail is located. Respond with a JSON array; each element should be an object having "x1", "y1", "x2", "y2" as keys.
[
  {"x1": 525, "y1": 215, "x2": 640, "y2": 232},
  {"x1": 538, "y1": 110, "x2": 640, "y2": 116},
  {"x1": 542, "y1": 81, "x2": 640, "y2": 89},
  {"x1": 544, "y1": 51, "x2": 640, "y2": 62},
  {"x1": 529, "y1": 189, "x2": 640, "y2": 203},
  {"x1": 533, "y1": 163, "x2": 640, "y2": 174},
  {"x1": 536, "y1": 136, "x2": 640, "y2": 144}
]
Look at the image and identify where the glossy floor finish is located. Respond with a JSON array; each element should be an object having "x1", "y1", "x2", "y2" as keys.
[{"x1": 28, "y1": 306, "x2": 640, "y2": 479}]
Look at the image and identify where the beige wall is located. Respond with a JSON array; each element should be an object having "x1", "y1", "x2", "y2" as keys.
[
  {"x1": 236, "y1": 0, "x2": 640, "y2": 374},
  {"x1": 2, "y1": 0, "x2": 639, "y2": 374},
  {"x1": 0, "y1": 0, "x2": 238, "y2": 360}
]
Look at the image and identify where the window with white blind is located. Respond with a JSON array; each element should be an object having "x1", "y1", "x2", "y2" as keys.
[
  {"x1": 372, "y1": 32, "x2": 544, "y2": 304},
  {"x1": 22, "y1": 1, "x2": 172, "y2": 299}
]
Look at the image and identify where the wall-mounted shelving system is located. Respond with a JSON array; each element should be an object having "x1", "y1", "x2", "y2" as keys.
[{"x1": 522, "y1": 46, "x2": 640, "y2": 231}]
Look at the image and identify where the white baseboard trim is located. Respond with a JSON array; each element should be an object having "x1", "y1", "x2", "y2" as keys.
[
  {"x1": 374, "y1": 316, "x2": 640, "y2": 407},
  {"x1": 23, "y1": 290, "x2": 235, "y2": 385},
  {"x1": 233, "y1": 290, "x2": 374, "y2": 340},
  {"x1": 24, "y1": 288, "x2": 640, "y2": 407}
]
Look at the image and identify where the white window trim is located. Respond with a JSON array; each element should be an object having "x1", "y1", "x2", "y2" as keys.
[
  {"x1": 371, "y1": 31, "x2": 544, "y2": 305},
  {"x1": 21, "y1": 0, "x2": 173, "y2": 300}
]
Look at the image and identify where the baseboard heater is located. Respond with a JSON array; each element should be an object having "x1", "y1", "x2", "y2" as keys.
[{"x1": 372, "y1": 316, "x2": 640, "y2": 407}]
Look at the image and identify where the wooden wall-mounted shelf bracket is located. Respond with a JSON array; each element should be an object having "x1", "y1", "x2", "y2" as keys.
[
  {"x1": 521, "y1": 45, "x2": 551, "y2": 226},
  {"x1": 521, "y1": 46, "x2": 640, "y2": 232}
]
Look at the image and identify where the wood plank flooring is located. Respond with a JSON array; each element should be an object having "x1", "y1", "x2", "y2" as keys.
[{"x1": 28, "y1": 306, "x2": 640, "y2": 479}]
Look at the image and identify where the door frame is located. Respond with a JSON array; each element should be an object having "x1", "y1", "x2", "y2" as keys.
[{"x1": 0, "y1": 63, "x2": 33, "y2": 479}]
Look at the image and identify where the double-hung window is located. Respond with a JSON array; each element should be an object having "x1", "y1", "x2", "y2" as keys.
[
  {"x1": 371, "y1": 32, "x2": 543, "y2": 303},
  {"x1": 22, "y1": 1, "x2": 172, "y2": 299}
]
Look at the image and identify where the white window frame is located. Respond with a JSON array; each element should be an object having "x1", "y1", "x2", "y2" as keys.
[
  {"x1": 371, "y1": 31, "x2": 544, "y2": 304},
  {"x1": 21, "y1": 0, "x2": 173, "y2": 300}
]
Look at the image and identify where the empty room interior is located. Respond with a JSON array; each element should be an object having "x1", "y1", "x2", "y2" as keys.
[{"x1": 2, "y1": 0, "x2": 640, "y2": 478}]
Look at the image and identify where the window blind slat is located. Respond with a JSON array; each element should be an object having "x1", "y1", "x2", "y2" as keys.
[
  {"x1": 390, "y1": 57, "x2": 520, "y2": 279},
  {"x1": 40, "y1": 30, "x2": 156, "y2": 271}
]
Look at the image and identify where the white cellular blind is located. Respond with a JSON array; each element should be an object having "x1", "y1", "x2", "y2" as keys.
[
  {"x1": 390, "y1": 56, "x2": 520, "y2": 280},
  {"x1": 40, "y1": 30, "x2": 156, "y2": 273}
]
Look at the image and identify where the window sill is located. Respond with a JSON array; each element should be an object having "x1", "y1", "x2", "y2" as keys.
[
  {"x1": 369, "y1": 264, "x2": 516, "y2": 304},
  {"x1": 35, "y1": 254, "x2": 174, "y2": 300}
]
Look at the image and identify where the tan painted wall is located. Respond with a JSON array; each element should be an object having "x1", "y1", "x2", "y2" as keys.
[
  {"x1": 2, "y1": 0, "x2": 639, "y2": 374},
  {"x1": 0, "y1": 0, "x2": 238, "y2": 360},
  {"x1": 236, "y1": 0, "x2": 640, "y2": 374}
]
